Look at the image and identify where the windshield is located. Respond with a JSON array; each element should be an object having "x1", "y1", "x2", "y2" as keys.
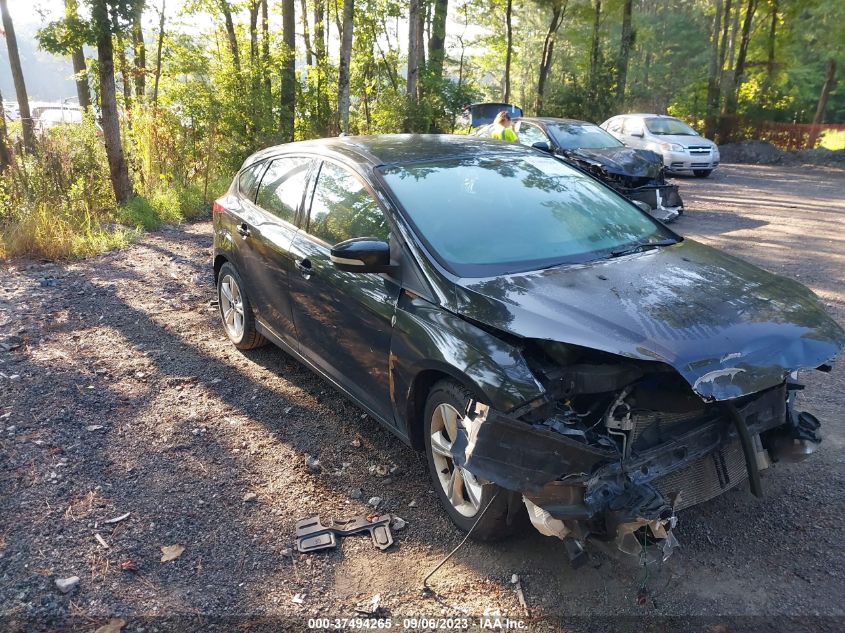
[
  {"x1": 547, "y1": 123, "x2": 623, "y2": 150},
  {"x1": 380, "y1": 154, "x2": 675, "y2": 277},
  {"x1": 644, "y1": 117, "x2": 699, "y2": 136}
]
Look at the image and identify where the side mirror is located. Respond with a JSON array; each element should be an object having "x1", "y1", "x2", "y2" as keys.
[
  {"x1": 630, "y1": 129, "x2": 644, "y2": 138},
  {"x1": 330, "y1": 237, "x2": 396, "y2": 274},
  {"x1": 532, "y1": 141, "x2": 553, "y2": 153}
]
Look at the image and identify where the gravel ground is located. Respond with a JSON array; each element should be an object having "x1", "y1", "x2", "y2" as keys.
[{"x1": 1, "y1": 164, "x2": 844, "y2": 633}]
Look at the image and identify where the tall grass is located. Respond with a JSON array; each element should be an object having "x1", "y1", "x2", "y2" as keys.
[{"x1": 0, "y1": 111, "x2": 226, "y2": 261}]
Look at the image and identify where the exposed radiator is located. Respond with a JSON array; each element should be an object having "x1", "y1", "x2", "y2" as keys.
[{"x1": 653, "y1": 439, "x2": 748, "y2": 511}]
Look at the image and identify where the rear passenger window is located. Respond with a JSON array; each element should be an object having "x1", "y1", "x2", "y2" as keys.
[
  {"x1": 304, "y1": 162, "x2": 389, "y2": 245},
  {"x1": 255, "y1": 157, "x2": 313, "y2": 223},
  {"x1": 238, "y1": 162, "x2": 265, "y2": 200}
]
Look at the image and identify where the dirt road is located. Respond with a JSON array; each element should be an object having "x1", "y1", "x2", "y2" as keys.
[{"x1": 1, "y1": 164, "x2": 844, "y2": 632}]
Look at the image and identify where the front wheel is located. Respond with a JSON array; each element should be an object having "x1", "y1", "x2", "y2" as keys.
[
  {"x1": 693, "y1": 169, "x2": 712, "y2": 178},
  {"x1": 423, "y1": 380, "x2": 517, "y2": 540}
]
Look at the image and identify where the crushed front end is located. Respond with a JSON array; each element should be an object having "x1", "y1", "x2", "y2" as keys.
[
  {"x1": 563, "y1": 148, "x2": 684, "y2": 223},
  {"x1": 450, "y1": 347, "x2": 828, "y2": 567}
]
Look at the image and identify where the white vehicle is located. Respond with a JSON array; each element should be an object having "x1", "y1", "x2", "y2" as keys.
[
  {"x1": 32, "y1": 103, "x2": 84, "y2": 133},
  {"x1": 600, "y1": 114, "x2": 720, "y2": 178}
]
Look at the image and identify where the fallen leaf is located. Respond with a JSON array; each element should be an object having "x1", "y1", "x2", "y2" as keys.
[
  {"x1": 94, "y1": 618, "x2": 126, "y2": 633},
  {"x1": 160, "y1": 544, "x2": 185, "y2": 562}
]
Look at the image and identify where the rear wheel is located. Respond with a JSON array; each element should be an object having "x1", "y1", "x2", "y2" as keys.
[
  {"x1": 693, "y1": 169, "x2": 712, "y2": 178},
  {"x1": 217, "y1": 262, "x2": 267, "y2": 350},
  {"x1": 423, "y1": 379, "x2": 516, "y2": 540}
]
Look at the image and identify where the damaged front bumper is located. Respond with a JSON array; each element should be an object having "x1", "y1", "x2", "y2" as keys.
[
  {"x1": 625, "y1": 184, "x2": 684, "y2": 223},
  {"x1": 452, "y1": 382, "x2": 821, "y2": 564}
]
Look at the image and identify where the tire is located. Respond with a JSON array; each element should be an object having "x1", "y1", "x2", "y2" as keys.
[
  {"x1": 423, "y1": 379, "x2": 517, "y2": 541},
  {"x1": 217, "y1": 262, "x2": 267, "y2": 350},
  {"x1": 693, "y1": 169, "x2": 712, "y2": 178}
]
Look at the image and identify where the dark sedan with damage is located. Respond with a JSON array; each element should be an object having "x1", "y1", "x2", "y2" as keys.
[
  {"x1": 212, "y1": 135, "x2": 844, "y2": 566},
  {"x1": 476, "y1": 116, "x2": 684, "y2": 223}
]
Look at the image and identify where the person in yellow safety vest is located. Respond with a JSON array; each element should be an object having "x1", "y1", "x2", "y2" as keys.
[{"x1": 490, "y1": 111, "x2": 519, "y2": 142}]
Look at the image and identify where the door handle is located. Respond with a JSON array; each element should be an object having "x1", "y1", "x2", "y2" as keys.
[{"x1": 237, "y1": 223, "x2": 251, "y2": 237}]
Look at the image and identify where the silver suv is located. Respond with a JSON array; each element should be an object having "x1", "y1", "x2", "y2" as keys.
[{"x1": 600, "y1": 114, "x2": 719, "y2": 177}]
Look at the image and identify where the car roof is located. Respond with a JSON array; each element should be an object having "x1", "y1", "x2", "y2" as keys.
[
  {"x1": 517, "y1": 116, "x2": 593, "y2": 126},
  {"x1": 243, "y1": 134, "x2": 535, "y2": 169},
  {"x1": 614, "y1": 113, "x2": 677, "y2": 119}
]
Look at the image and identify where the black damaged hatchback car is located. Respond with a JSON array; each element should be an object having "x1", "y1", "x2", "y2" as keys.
[{"x1": 213, "y1": 135, "x2": 844, "y2": 564}]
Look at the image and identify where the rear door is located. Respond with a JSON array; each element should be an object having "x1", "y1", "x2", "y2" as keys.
[
  {"x1": 288, "y1": 160, "x2": 400, "y2": 422},
  {"x1": 247, "y1": 156, "x2": 316, "y2": 346}
]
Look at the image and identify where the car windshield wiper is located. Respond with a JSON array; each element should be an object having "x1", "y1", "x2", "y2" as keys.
[{"x1": 609, "y1": 238, "x2": 678, "y2": 258}]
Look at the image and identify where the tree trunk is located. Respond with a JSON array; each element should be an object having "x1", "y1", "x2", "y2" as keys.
[
  {"x1": 535, "y1": 0, "x2": 566, "y2": 115},
  {"x1": 812, "y1": 59, "x2": 836, "y2": 126},
  {"x1": 588, "y1": 0, "x2": 602, "y2": 107},
  {"x1": 133, "y1": 3, "x2": 146, "y2": 100},
  {"x1": 262, "y1": 0, "x2": 271, "y2": 100},
  {"x1": 93, "y1": 3, "x2": 134, "y2": 204},
  {"x1": 280, "y1": 0, "x2": 297, "y2": 140},
  {"x1": 117, "y1": 35, "x2": 133, "y2": 111},
  {"x1": 300, "y1": 0, "x2": 314, "y2": 66},
  {"x1": 64, "y1": 0, "x2": 92, "y2": 109},
  {"x1": 219, "y1": 0, "x2": 241, "y2": 73},
  {"x1": 152, "y1": 0, "x2": 166, "y2": 105},
  {"x1": 704, "y1": 0, "x2": 724, "y2": 138},
  {"x1": 503, "y1": 0, "x2": 513, "y2": 103},
  {"x1": 616, "y1": 0, "x2": 633, "y2": 105},
  {"x1": 720, "y1": 0, "x2": 756, "y2": 140},
  {"x1": 766, "y1": 0, "x2": 777, "y2": 83},
  {"x1": 428, "y1": 0, "x2": 448, "y2": 82},
  {"x1": 0, "y1": 86, "x2": 10, "y2": 171},
  {"x1": 407, "y1": 0, "x2": 420, "y2": 103},
  {"x1": 0, "y1": 0, "x2": 35, "y2": 152},
  {"x1": 338, "y1": 0, "x2": 354, "y2": 133},
  {"x1": 314, "y1": 0, "x2": 326, "y2": 62}
]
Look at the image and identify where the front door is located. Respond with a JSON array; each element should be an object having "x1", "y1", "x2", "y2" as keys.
[
  {"x1": 288, "y1": 160, "x2": 400, "y2": 423},
  {"x1": 248, "y1": 156, "x2": 315, "y2": 346}
]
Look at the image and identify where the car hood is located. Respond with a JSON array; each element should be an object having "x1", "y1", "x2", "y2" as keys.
[
  {"x1": 564, "y1": 147, "x2": 663, "y2": 178},
  {"x1": 654, "y1": 134, "x2": 715, "y2": 148},
  {"x1": 453, "y1": 240, "x2": 845, "y2": 401}
]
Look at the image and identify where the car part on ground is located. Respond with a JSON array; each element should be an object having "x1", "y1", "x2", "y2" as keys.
[
  {"x1": 213, "y1": 135, "x2": 844, "y2": 568},
  {"x1": 295, "y1": 514, "x2": 394, "y2": 553},
  {"x1": 475, "y1": 114, "x2": 684, "y2": 222},
  {"x1": 600, "y1": 113, "x2": 720, "y2": 176}
]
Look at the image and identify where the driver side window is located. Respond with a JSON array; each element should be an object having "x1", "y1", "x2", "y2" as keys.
[
  {"x1": 304, "y1": 162, "x2": 389, "y2": 245},
  {"x1": 517, "y1": 123, "x2": 548, "y2": 147}
]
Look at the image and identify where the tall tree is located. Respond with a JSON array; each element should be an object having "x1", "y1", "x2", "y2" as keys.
[
  {"x1": 427, "y1": 0, "x2": 448, "y2": 82},
  {"x1": 300, "y1": 0, "x2": 314, "y2": 66},
  {"x1": 314, "y1": 0, "x2": 326, "y2": 63},
  {"x1": 587, "y1": 0, "x2": 602, "y2": 108},
  {"x1": 338, "y1": 0, "x2": 354, "y2": 133},
  {"x1": 65, "y1": 0, "x2": 92, "y2": 109},
  {"x1": 0, "y1": 0, "x2": 35, "y2": 152},
  {"x1": 133, "y1": 2, "x2": 146, "y2": 99},
  {"x1": 152, "y1": 0, "x2": 165, "y2": 105},
  {"x1": 262, "y1": 0, "x2": 271, "y2": 100},
  {"x1": 720, "y1": 0, "x2": 757, "y2": 138},
  {"x1": 503, "y1": 0, "x2": 513, "y2": 103},
  {"x1": 91, "y1": 0, "x2": 135, "y2": 203},
  {"x1": 535, "y1": 0, "x2": 566, "y2": 114},
  {"x1": 219, "y1": 0, "x2": 241, "y2": 73},
  {"x1": 705, "y1": 0, "x2": 730, "y2": 138},
  {"x1": 407, "y1": 0, "x2": 420, "y2": 103},
  {"x1": 280, "y1": 0, "x2": 296, "y2": 140},
  {"x1": 616, "y1": 0, "x2": 633, "y2": 105},
  {"x1": 812, "y1": 59, "x2": 836, "y2": 125}
]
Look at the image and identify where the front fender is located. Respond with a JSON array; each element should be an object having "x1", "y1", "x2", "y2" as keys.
[{"x1": 390, "y1": 292, "x2": 545, "y2": 434}]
